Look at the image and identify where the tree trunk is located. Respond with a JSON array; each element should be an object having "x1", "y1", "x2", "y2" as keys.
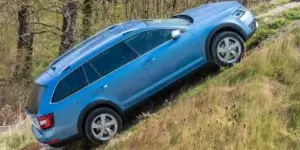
[
  {"x1": 59, "y1": 0, "x2": 77, "y2": 55},
  {"x1": 122, "y1": 0, "x2": 129, "y2": 19},
  {"x1": 14, "y1": 0, "x2": 34, "y2": 79},
  {"x1": 172, "y1": 0, "x2": 177, "y2": 14},
  {"x1": 82, "y1": 0, "x2": 93, "y2": 40}
]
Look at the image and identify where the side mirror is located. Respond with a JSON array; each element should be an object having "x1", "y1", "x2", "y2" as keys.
[{"x1": 171, "y1": 30, "x2": 181, "y2": 39}]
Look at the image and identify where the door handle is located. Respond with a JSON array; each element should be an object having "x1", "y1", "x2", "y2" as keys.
[
  {"x1": 144, "y1": 58, "x2": 156, "y2": 64},
  {"x1": 94, "y1": 84, "x2": 108, "y2": 93},
  {"x1": 99, "y1": 84, "x2": 108, "y2": 90}
]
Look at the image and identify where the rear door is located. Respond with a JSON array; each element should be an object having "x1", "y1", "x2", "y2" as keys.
[{"x1": 82, "y1": 41, "x2": 152, "y2": 107}]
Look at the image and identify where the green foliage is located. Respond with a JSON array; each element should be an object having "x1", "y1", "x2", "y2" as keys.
[
  {"x1": 246, "y1": 7, "x2": 300, "y2": 48},
  {"x1": 288, "y1": 104, "x2": 300, "y2": 132},
  {"x1": 252, "y1": 0, "x2": 289, "y2": 15},
  {"x1": 246, "y1": 18, "x2": 288, "y2": 48},
  {"x1": 0, "y1": 123, "x2": 35, "y2": 150},
  {"x1": 282, "y1": 7, "x2": 300, "y2": 20},
  {"x1": 296, "y1": 33, "x2": 300, "y2": 47}
]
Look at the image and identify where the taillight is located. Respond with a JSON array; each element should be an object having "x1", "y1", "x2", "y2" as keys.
[{"x1": 37, "y1": 113, "x2": 54, "y2": 130}]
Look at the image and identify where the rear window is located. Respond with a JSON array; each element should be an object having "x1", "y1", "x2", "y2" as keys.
[{"x1": 26, "y1": 84, "x2": 45, "y2": 113}]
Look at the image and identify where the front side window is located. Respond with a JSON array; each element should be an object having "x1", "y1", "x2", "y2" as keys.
[
  {"x1": 124, "y1": 30, "x2": 172, "y2": 55},
  {"x1": 89, "y1": 42, "x2": 138, "y2": 77},
  {"x1": 52, "y1": 67, "x2": 88, "y2": 103}
]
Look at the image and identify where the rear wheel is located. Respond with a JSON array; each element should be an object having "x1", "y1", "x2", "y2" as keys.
[
  {"x1": 211, "y1": 31, "x2": 245, "y2": 67},
  {"x1": 84, "y1": 108, "x2": 122, "y2": 144}
]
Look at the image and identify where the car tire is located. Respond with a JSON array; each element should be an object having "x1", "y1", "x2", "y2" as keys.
[
  {"x1": 84, "y1": 107, "x2": 122, "y2": 144},
  {"x1": 211, "y1": 31, "x2": 245, "y2": 67}
]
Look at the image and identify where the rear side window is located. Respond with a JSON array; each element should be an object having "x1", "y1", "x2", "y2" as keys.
[
  {"x1": 52, "y1": 67, "x2": 88, "y2": 103},
  {"x1": 89, "y1": 42, "x2": 138, "y2": 76},
  {"x1": 124, "y1": 30, "x2": 172, "y2": 55}
]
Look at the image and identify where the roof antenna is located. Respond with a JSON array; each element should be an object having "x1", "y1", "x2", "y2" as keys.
[{"x1": 50, "y1": 66, "x2": 56, "y2": 71}]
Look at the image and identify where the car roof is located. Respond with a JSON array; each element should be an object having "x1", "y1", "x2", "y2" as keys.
[
  {"x1": 36, "y1": 19, "x2": 190, "y2": 85},
  {"x1": 49, "y1": 18, "x2": 190, "y2": 71},
  {"x1": 49, "y1": 20, "x2": 147, "y2": 71}
]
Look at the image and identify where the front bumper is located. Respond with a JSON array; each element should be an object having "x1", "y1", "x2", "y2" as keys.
[{"x1": 237, "y1": 8, "x2": 258, "y2": 39}]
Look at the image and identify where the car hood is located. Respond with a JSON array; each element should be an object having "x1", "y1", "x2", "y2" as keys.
[{"x1": 174, "y1": 1, "x2": 241, "y2": 25}]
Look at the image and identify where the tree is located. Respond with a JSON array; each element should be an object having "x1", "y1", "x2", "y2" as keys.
[
  {"x1": 59, "y1": 0, "x2": 78, "y2": 55},
  {"x1": 82, "y1": 0, "x2": 93, "y2": 40},
  {"x1": 172, "y1": 0, "x2": 177, "y2": 13},
  {"x1": 14, "y1": 0, "x2": 34, "y2": 79}
]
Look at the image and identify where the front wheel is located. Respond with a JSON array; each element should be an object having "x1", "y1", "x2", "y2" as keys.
[
  {"x1": 211, "y1": 31, "x2": 245, "y2": 67},
  {"x1": 84, "y1": 108, "x2": 122, "y2": 144}
]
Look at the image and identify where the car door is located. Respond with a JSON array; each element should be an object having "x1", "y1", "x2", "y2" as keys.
[
  {"x1": 125, "y1": 29, "x2": 205, "y2": 87},
  {"x1": 80, "y1": 41, "x2": 152, "y2": 107}
]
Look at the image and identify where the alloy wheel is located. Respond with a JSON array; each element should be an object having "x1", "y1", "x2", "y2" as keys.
[
  {"x1": 216, "y1": 37, "x2": 242, "y2": 64},
  {"x1": 91, "y1": 113, "x2": 118, "y2": 141}
]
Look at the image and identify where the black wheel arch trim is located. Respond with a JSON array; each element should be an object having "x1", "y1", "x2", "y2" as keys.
[
  {"x1": 205, "y1": 23, "x2": 247, "y2": 61},
  {"x1": 77, "y1": 100, "x2": 124, "y2": 136}
]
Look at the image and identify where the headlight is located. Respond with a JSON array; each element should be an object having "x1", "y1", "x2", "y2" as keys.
[
  {"x1": 233, "y1": 9, "x2": 245, "y2": 18},
  {"x1": 233, "y1": 6, "x2": 247, "y2": 18}
]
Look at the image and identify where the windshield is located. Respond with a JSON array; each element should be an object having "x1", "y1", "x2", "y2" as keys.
[
  {"x1": 26, "y1": 84, "x2": 45, "y2": 114},
  {"x1": 144, "y1": 18, "x2": 192, "y2": 26}
]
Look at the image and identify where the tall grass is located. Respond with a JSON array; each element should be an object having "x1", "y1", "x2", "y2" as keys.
[
  {"x1": 0, "y1": 121, "x2": 35, "y2": 150},
  {"x1": 104, "y1": 29, "x2": 300, "y2": 150}
]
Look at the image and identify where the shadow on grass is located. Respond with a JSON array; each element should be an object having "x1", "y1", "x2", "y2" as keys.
[{"x1": 122, "y1": 63, "x2": 221, "y2": 130}]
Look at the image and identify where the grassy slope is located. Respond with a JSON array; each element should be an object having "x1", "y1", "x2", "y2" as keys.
[
  {"x1": 0, "y1": 122, "x2": 35, "y2": 150},
  {"x1": 103, "y1": 8, "x2": 300, "y2": 150},
  {"x1": 104, "y1": 27, "x2": 300, "y2": 150},
  {"x1": 247, "y1": 7, "x2": 300, "y2": 48}
]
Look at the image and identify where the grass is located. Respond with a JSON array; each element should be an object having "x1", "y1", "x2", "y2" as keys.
[
  {"x1": 103, "y1": 28, "x2": 300, "y2": 150},
  {"x1": 251, "y1": 0, "x2": 290, "y2": 15},
  {"x1": 246, "y1": 7, "x2": 300, "y2": 48},
  {"x1": 0, "y1": 122, "x2": 35, "y2": 150}
]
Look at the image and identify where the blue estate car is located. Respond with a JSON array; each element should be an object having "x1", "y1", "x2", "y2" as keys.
[{"x1": 25, "y1": 1, "x2": 258, "y2": 147}]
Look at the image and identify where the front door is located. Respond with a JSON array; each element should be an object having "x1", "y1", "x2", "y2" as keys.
[{"x1": 125, "y1": 29, "x2": 203, "y2": 85}]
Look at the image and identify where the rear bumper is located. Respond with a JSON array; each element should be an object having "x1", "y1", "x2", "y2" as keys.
[
  {"x1": 31, "y1": 126, "x2": 82, "y2": 147},
  {"x1": 25, "y1": 108, "x2": 81, "y2": 148},
  {"x1": 47, "y1": 134, "x2": 82, "y2": 148}
]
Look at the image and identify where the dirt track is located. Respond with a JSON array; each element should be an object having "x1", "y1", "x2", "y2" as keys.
[{"x1": 257, "y1": 2, "x2": 300, "y2": 19}]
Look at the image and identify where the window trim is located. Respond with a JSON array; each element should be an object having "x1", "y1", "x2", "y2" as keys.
[
  {"x1": 123, "y1": 29, "x2": 174, "y2": 55},
  {"x1": 49, "y1": 28, "x2": 181, "y2": 104},
  {"x1": 82, "y1": 62, "x2": 102, "y2": 84}
]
